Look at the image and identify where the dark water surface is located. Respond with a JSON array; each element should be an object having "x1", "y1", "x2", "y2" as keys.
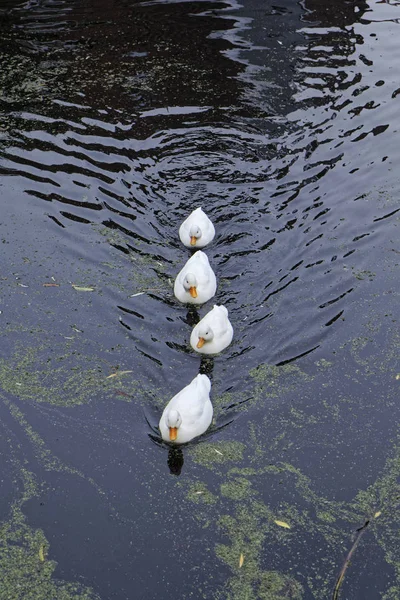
[{"x1": 0, "y1": 0, "x2": 399, "y2": 598}]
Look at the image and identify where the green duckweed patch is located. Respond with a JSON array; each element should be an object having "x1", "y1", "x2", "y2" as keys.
[
  {"x1": 190, "y1": 441, "x2": 245, "y2": 469},
  {"x1": 0, "y1": 465, "x2": 99, "y2": 600},
  {"x1": 183, "y1": 330, "x2": 400, "y2": 599},
  {"x1": 0, "y1": 342, "x2": 141, "y2": 407},
  {"x1": 220, "y1": 477, "x2": 253, "y2": 501},
  {"x1": 93, "y1": 223, "x2": 168, "y2": 293},
  {"x1": 316, "y1": 511, "x2": 337, "y2": 524},
  {"x1": 211, "y1": 390, "x2": 249, "y2": 413},
  {"x1": 187, "y1": 482, "x2": 218, "y2": 505},
  {"x1": 214, "y1": 499, "x2": 303, "y2": 600},
  {"x1": 258, "y1": 571, "x2": 304, "y2": 600},
  {"x1": 0, "y1": 513, "x2": 99, "y2": 600},
  {"x1": 0, "y1": 53, "x2": 66, "y2": 108},
  {"x1": 249, "y1": 363, "x2": 312, "y2": 387},
  {"x1": 352, "y1": 269, "x2": 376, "y2": 281},
  {"x1": 249, "y1": 363, "x2": 314, "y2": 410}
]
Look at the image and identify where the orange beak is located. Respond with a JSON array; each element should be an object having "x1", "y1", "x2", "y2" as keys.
[
  {"x1": 189, "y1": 286, "x2": 197, "y2": 298},
  {"x1": 190, "y1": 236, "x2": 197, "y2": 246},
  {"x1": 197, "y1": 337, "x2": 205, "y2": 349},
  {"x1": 169, "y1": 427, "x2": 178, "y2": 441}
]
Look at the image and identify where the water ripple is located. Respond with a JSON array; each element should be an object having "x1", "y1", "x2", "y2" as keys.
[{"x1": 1, "y1": 0, "x2": 399, "y2": 380}]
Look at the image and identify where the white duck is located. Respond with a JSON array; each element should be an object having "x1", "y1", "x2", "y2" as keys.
[
  {"x1": 159, "y1": 374, "x2": 213, "y2": 444},
  {"x1": 179, "y1": 207, "x2": 215, "y2": 248},
  {"x1": 174, "y1": 250, "x2": 216, "y2": 304},
  {"x1": 190, "y1": 305, "x2": 233, "y2": 355}
]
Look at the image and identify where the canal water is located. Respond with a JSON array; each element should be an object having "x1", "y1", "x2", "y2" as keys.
[{"x1": 0, "y1": 0, "x2": 399, "y2": 598}]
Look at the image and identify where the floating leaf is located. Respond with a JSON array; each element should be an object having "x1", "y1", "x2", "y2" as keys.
[
  {"x1": 396, "y1": 374, "x2": 400, "y2": 380},
  {"x1": 72, "y1": 285, "x2": 94, "y2": 292},
  {"x1": 38, "y1": 545, "x2": 45, "y2": 562},
  {"x1": 43, "y1": 283, "x2": 60, "y2": 287},
  {"x1": 274, "y1": 520, "x2": 291, "y2": 529},
  {"x1": 214, "y1": 449, "x2": 223, "y2": 456},
  {"x1": 106, "y1": 370, "x2": 133, "y2": 379},
  {"x1": 131, "y1": 292, "x2": 145, "y2": 297},
  {"x1": 374, "y1": 511, "x2": 382, "y2": 518}
]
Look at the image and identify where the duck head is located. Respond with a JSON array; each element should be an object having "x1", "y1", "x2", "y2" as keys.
[
  {"x1": 189, "y1": 224, "x2": 202, "y2": 246},
  {"x1": 165, "y1": 409, "x2": 182, "y2": 441},
  {"x1": 183, "y1": 273, "x2": 198, "y2": 298},
  {"x1": 196, "y1": 325, "x2": 214, "y2": 349}
]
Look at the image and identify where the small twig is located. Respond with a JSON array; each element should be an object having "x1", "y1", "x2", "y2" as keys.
[{"x1": 332, "y1": 519, "x2": 370, "y2": 600}]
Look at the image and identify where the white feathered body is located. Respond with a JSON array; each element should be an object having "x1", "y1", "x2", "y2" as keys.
[
  {"x1": 190, "y1": 305, "x2": 233, "y2": 354},
  {"x1": 159, "y1": 374, "x2": 213, "y2": 444},
  {"x1": 179, "y1": 207, "x2": 215, "y2": 248},
  {"x1": 174, "y1": 250, "x2": 217, "y2": 304}
]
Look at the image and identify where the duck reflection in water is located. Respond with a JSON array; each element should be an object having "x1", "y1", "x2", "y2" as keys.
[
  {"x1": 186, "y1": 306, "x2": 200, "y2": 328},
  {"x1": 199, "y1": 355, "x2": 214, "y2": 379},
  {"x1": 167, "y1": 447, "x2": 184, "y2": 476}
]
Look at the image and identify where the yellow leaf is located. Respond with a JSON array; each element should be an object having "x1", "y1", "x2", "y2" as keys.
[
  {"x1": 38, "y1": 545, "x2": 45, "y2": 562},
  {"x1": 214, "y1": 449, "x2": 223, "y2": 456},
  {"x1": 239, "y1": 553, "x2": 244, "y2": 568},
  {"x1": 374, "y1": 511, "x2": 382, "y2": 518},
  {"x1": 396, "y1": 374, "x2": 400, "y2": 380},
  {"x1": 106, "y1": 370, "x2": 133, "y2": 379},
  {"x1": 72, "y1": 285, "x2": 94, "y2": 292},
  {"x1": 274, "y1": 520, "x2": 291, "y2": 529}
]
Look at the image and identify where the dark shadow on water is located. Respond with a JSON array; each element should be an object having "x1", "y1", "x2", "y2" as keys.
[
  {"x1": 167, "y1": 448, "x2": 184, "y2": 476},
  {"x1": 199, "y1": 355, "x2": 214, "y2": 379},
  {"x1": 185, "y1": 306, "x2": 200, "y2": 327}
]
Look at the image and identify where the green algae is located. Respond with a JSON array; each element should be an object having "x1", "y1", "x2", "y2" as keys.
[
  {"x1": 0, "y1": 72, "x2": 398, "y2": 600},
  {"x1": 211, "y1": 390, "x2": 249, "y2": 413},
  {"x1": 249, "y1": 363, "x2": 312, "y2": 389},
  {"x1": 190, "y1": 441, "x2": 245, "y2": 470},
  {"x1": 187, "y1": 482, "x2": 218, "y2": 506},
  {"x1": 258, "y1": 572, "x2": 303, "y2": 600},
  {"x1": 1, "y1": 398, "x2": 116, "y2": 517},
  {"x1": 182, "y1": 325, "x2": 400, "y2": 599},
  {"x1": 0, "y1": 512, "x2": 99, "y2": 600},
  {"x1": 350, "y1": 442, "x2": 400, "y2": 582},
  {"x1": 0, "y1": 468, "x2": 99, "y2": 600},
  {"x1": 352, "y1": 269, "x2": 376, "y2": 281},
  {"x1": 0, "y1": 341, "x2": 141, "y2": 408},
  {"x1": 316, "y1": 511, "x2": 337, "y2": 524},
  {"x1": 1, "y1": 15, "x2": 398, "y2": 600},
  {"x1": 6, "y1": 400, "x2": 72, "y2": 473},
  {"x1": 187, "y1": 454, "x2": 343, "y2": 599},
  {"x1": 217, "y1": 569, "x2": 303, "y2": 600},
  {"x1": 214, "y1": 498, "x2": 303, "y2": 600},
  {"x1": 0, "y1": 53, "x2": 63, "y2": 107},
  {"x1": 56, "y1": 288, "x2": 398, "y2": 599},
  {"x1": 221, "y1": 478, "x2": 253, "y2": 501},
  {"x1": 249, "y1": 363, "x2": 314, "y2": 411}
]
